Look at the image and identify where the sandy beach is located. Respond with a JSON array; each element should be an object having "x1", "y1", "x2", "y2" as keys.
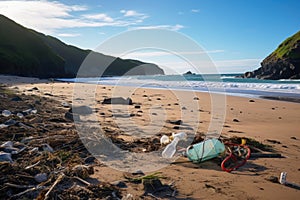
[{"x1": 1, "y1": 75, "x2": 300, "y2": 199}]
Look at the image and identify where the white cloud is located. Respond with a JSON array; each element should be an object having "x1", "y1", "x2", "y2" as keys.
[
  {"x1": 132, "y1": 24, "x2": 184, "y2": 31},
  {"x1": 0, "y1": 1, "x2": 148, "y2": 34},
  {"x1": 120, "y1": 9, "x2": 148, "y2": 18},
  {"x1": 82, "y1": 13, "x2": 114, "y2": 22},
  {"x1": 57, "y1": 33, "x2": 81, "y2": 37},
  {"x1": 191, "y1": 9, "x2": 200, "y2": 13}
]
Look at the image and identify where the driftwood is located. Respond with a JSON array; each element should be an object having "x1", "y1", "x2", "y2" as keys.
[{"x1": 44, "y1": 173, "x2": 65, "y2": 200}]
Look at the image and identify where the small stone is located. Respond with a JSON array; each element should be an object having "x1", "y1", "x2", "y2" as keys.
[
  {"x1": 290, "y1": 136, "x2": 297, "y2": 140},
  {"x1": 61, "y1": 101, "x2": 70, "y2": 108},
  {"x1": 173, "y1": 126, "x2": 180, "y2": 130},
  {"x1": 11, "y1": 96, "x2": 22, "y2": 101},
  {"x1": 134, "y1": 105, "x2": 141, "y2": 109},
  {"x1": 65, "y1": 112, "x2": 80, "y2": 121},
  {"x1": 0, "y1": 152, "x2": 13, "y2": 163},
  {"x1": 156, "y1": 98, "x2": 161, "y2": 100},
  {"x1": 249, "y1": 99, "x2": 255, "y2": 102},
  {"x1": 84, "y1": 156, "x2": 96, "y2": 164},
  {"x1": 167, "y1": 120, "x2": 183, "y2": 125},
  {"x1": 194, "y1": 97, "x2": 199, "y2": 100},
  {"x1": 70, "y1": 106, "x2": 93, "y2": 115},
  {"x1": 233, "y1": 119, "x2": 240, "y2": 122},
  {"x1": 31, "y1": 87, "x2": 39, "y2": 91},
  {"x1": 278, "y1": 117, "x2": 282, "y2": 119},
  {"x1": 132, "y1": 170, "x2": 145, "y2": 175},
  {"x1": 111, "y1": 180, "x2": 127, "y2": 188},
  {"x1": 34, "y1": 173, "x2": 48, "y2": 183}
]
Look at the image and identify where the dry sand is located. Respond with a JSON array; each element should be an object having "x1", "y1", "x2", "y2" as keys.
[{"x1": 1, "y1": 75, "x2": 300, "y2": 199}]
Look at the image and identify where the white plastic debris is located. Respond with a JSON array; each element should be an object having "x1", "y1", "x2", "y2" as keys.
[
  {"x1": 42, "y1": 144, "x2": 54, "y2": 153},
  {"x1": 0, "y1": 152, "x2": 13, "y2": 163},
  {"x1": 160, "y1": 135, "x2": 170, "y2": 145},
  {"x1": 2, "y1": 110, "x2": 11, "y2": 117}
]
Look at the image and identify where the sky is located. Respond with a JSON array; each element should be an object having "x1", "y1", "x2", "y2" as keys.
[{"x1": 0, "y1": 0, "x2": 299, "y2": 74}]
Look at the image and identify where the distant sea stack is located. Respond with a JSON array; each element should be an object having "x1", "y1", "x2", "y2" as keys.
[
  {"x1": 241, "y1": 31, "x2": 300, "y2": 80},
  {"x1": 0, "y1": 15, "x2": 164, "y2": 78}
]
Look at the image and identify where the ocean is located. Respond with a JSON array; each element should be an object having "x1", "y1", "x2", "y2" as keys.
[{"x1": 58, "y1": 74, "x2": 300, "y2": 99}]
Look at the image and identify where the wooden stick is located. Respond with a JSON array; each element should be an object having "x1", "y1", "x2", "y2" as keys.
[
  {"x1": 72, "y1": 176, "x2": 90, "y2": 185},
  {"x1": 4, "y1": 183, "x2": 35, "y2": 189},
  {"x1": 44, "y1": 173, "x2": 65, "y2": 200},
  {"x1": 11, "y1": 186, "x2": 46, "y2": 198},
  {"x1": 25, "y1": 161, "x2": 41, "y2": 169}
]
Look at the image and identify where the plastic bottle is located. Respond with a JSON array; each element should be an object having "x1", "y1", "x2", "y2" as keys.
[
  {"x1": 172, "y1": 132, "x2": 187, "y2": 140},
  {"x1": 162, "y1": 137, "x2": 180, "y2": 158}
]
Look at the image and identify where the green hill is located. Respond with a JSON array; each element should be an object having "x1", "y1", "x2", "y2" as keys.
[
  {"x1": 242, "y1": 31, "x2": 300, "y2": 80},
  {"x1": 0, "y1": 15, "x2": 164, "y2": 78}
]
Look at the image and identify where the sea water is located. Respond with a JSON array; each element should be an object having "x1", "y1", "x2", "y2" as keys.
[{"x1": 58, "y1": 73, "x2": 300, "y2": 99}]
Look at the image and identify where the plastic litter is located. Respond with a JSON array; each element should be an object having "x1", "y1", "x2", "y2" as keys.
[
  {"x1": 171, "y1": 132, "x2": 187, "y2": 140},
  {"x1": 186, "y1": 138, "x2": 225, "y2": 163},
  {"x1": 0, "y1": 152, "x2": 13, "y2": 163},
  {"x1": 162, "y1": 137, "x2": 180, "y2": 158},
  {"x1": 279, "y1": 172, "x2": 300, "y2": 190},
  {"x1": 160, "y1": 135, "x2": 170, "y2": 145},
  {"x1": 2, "y1": 110, "x2": 11, "y2": 117}
]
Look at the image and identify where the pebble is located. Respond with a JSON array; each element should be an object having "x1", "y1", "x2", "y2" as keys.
[
  {"x1": 111, "y1": 180, "x2": 127, "y2": 188},
  {"x1": 11, "y1": 96, "x2": 22, "y2": 101},
  {"x1": 0, "y1": 152, "x2": 13, "y2": 163},
  {"x1": 61, "y1": 101, "x2": 70, "y2": 108},
  {"x1": 233, "y1": 119, "x2": 240, "y2": 122},
  {"x1": 17, "y1": 112, "x2": 24, "y2": 118},
  {"x1": 84, "y1": 156, "x2": 96, "y2": 164},
  {"x1": 34, "y1": 173, "x2": 48, "y2": 183},
  {"x1": 42, "y1": 144, "x2": 54, "y2": 153}
]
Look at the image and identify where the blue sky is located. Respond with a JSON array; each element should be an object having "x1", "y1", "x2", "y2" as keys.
[{"x1": 0, "y1": 0, "x2": 299, "y2": 74}]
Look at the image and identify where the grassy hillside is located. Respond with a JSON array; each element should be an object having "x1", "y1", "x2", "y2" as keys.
[
  {"x1": 272, "y1": 31, "x2": 300, "y2": 59},
  {"x1": 0, "y1": 14, "x2": 164, "y2": 78},
  {"x1": 0, "y1": 15, "x2": 65, "y2": 77}
]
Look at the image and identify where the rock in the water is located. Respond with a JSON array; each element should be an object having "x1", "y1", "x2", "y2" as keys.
[
  {"x1": 102, "y1": 97, "x2": 133, "y2": 105},
  {"x1": 34, "y1": 173, "x2": 48, "y2": 183}
]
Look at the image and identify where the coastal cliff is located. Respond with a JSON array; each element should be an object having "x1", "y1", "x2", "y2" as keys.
[
  {"x1": 242, "y1": 31, "x2": 300, "y2": 80},
  {"x1": 0, "y1": 15, "x2": 164, "y2": 78}
]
